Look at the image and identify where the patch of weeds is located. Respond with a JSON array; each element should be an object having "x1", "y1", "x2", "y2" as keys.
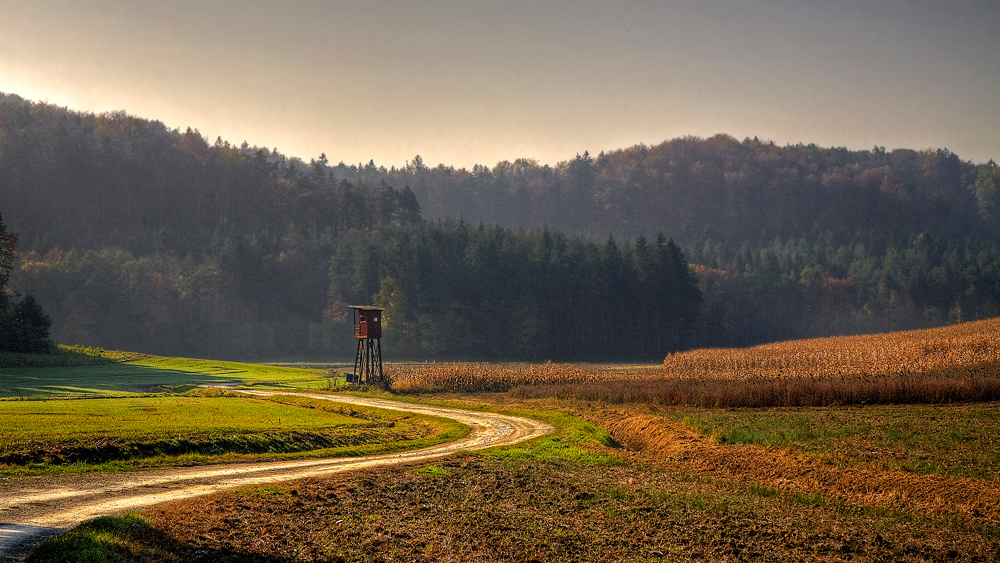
[
  {"x1": 678, "y1": 414, "x2": 713, "y2": 436},
  {"x1": 605, "y1": 485, "x2": 629, "y2": 501},
  {"x1": 25, "y1": 513, "x2": 173, "y2": 563},
  {"x1": 748, "y1": 483, "x2": 780, "y2": 498},
  {"x1": 180, "y1": 387, "x2": 244, "y2": 398},
  {"x1": 319, "y1": 376, "x2": 345, "y2": 391},
  {"x1": 415, "y1": 465, "x2": 449, "y2": 477},
  {"x1": 785, "y1": 490, "x2": 847, "y2": 512},
  {"x1": 237, "y1": 484, "x2": 290, "y2": 497},
  {"x1": 672, "y1": 491, "x2": 710, "y2": 512},
  {"x1": 791, "y1": 491, "x2": 829, "y2": 507},
  {"x1": 900, "y1": 458, "x2": 943, "y2": 475}
]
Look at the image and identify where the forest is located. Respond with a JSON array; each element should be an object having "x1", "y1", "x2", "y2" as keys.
[{"x1": 2, "y1": 91, "x2": 999, "y2": 359}]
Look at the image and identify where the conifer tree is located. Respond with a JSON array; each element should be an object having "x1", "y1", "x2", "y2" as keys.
[
  {"x1": 0, "y1": 212, "x2": 15, "y2": 293},
  {"x1": 0, "y1": 212, "x2": 52, "y2": 353}
]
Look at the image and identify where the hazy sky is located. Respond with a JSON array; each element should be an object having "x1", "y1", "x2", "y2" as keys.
[{"x1": 1, "y1": 0, "x2": 997, "y2": 168}]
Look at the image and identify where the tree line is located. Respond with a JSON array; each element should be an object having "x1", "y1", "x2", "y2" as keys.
[
  {"x1": 326, "y1": 137, "x2": 1000, "y2": 245},
  {"x1": 329, "y1": 223, "x2": 701, "y2": 359},
  {"x1": 685, "y1": 232, "x2": 1000, "y2": 346}
]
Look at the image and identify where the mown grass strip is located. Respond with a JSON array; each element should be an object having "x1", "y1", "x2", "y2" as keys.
[{"x1": 0, "y1": 395, "x2": 363, "y2": 444}]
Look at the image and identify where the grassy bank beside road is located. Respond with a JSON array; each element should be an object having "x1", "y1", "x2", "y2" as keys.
[{"x1": 0, "y1": 392, "x2": 467, "y2": 476}]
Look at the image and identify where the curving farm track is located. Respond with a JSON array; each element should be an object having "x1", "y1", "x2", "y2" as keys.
[{"x1": 0, "y1": 392, "x2": 553, "y2": 562}]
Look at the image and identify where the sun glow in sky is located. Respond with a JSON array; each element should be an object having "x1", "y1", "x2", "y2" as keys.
[{"x1": 1, "y1": 0, "x2": 997, "y2": 168}]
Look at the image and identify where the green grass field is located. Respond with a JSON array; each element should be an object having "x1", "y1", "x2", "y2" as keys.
[
  {"x1": 0, "y1": 349, "x2": 467, "y2": 475},
  {"x1": 1, "y1": 395, "x2": 363, "y2": 446},
  {"x1": 666, "y1": 403, "x2": 1000, "y2": 480},
  {"x1": 0, "y1": 390, "x2": 467, "y2": 476},
  {"x1": 0, "y1": 346, "x2": 336, "y2": 398}
]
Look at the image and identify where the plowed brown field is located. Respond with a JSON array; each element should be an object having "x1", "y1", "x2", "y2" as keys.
[
  {"x1": 115, "y1": 395, "x2": 1000, "y2": 562},
  {"x1": 24, "y1": 392, "x2": 1000, "y2": 562}
]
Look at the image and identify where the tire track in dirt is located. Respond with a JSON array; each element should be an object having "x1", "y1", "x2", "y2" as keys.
[
  {"x1": 0, "y1": 392, "x2": 553, "y2": 561},
  {"x1": 588, "y1": 411, "x2": 1000, "y2": 521}
]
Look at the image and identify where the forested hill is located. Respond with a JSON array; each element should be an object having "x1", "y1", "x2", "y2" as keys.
[
  {"x1": 0, "y1": 94, "x2": 421, "y2": 254},
  {"x1": 4, "y1": 92, "x2": 999, "y2": 253},
  {"x1": 327, "y1": 136, "x2": 1000, "y2": 246},
  {"x1": 3, "y1": 92, "x2": 1000, "y2": 359},
  {"x1": 0, "y1": 94, "x2": 701, "y2": 360}
]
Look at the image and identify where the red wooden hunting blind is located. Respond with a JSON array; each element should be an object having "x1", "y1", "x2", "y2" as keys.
[
  {"x1": 349, "y1": 305, "x2": 385, "y2": 386},
  {"x1": 352, "y1": 306, "x2": 382, "y2": 339}
]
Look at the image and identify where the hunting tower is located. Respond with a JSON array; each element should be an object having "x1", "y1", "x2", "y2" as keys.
[{"x1": 349, "y1": 305, "x2": 386, "y2": 386}]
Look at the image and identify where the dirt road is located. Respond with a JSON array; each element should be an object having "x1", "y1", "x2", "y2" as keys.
[{"x1": 0, "y1": 392, "x2": 553, "y2": 561}]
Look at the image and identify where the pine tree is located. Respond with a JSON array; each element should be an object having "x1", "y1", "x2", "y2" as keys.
[
  {"x1": 11, "y1": 295, "x2": 52, "y2": 353},
  {"x1": 0, "y1": 212, "x2": 15, "y2": 293},
  {"x1": 0, "y1": 212, "x2": 52, "y2": 353}
]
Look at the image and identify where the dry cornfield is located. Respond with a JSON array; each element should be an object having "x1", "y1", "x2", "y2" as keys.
[
  {"x1": 391, "y1": 317, "x2": 1000, "y2": 406},
  {"x1": 386, "y1": 362, "x2": 664, "y2": 393},
  {"x1": 662, "y1": 316, "x2": 1000, "y2": 382}
]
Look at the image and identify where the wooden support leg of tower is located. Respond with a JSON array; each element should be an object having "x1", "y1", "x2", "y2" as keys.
[
  {"x1": 368, "y1": 339, "x2": 379, "y2": 385},
  {"x1": 352, "y1": 338, "x2": 384, "y2": 387},
  {"x1": 365, "y1": 340, "x2": 373, "y2": 385},
  {"x1": 364, "y1": 339, "x2": 374, "y2": 385},
  {"x1": 353, "y1": 340, "x2": 364, "y2": 383}
]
